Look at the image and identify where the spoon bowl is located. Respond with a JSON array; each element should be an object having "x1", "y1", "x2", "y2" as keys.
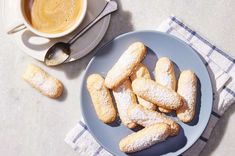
[{"x1": 44, "y1": 42, "x2": 71, "y2": 66}]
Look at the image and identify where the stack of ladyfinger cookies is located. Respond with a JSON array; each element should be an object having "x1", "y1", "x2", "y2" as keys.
[{"x1": 86, "y1": 42, "x2": 197, "y2": 153}]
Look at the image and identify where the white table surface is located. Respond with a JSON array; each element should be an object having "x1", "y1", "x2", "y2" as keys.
[{"x1": 0, "y1": 0, "x2": 235, "y2": 156}]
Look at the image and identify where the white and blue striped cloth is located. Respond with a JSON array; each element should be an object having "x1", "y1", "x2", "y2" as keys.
[{"x1": 65, "y1": 16, "x2": 235, "y2": 156}]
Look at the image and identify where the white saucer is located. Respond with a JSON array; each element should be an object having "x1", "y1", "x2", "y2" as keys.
[{"x1": 0, "y1": 0, "x2": 110, "y2": 62}]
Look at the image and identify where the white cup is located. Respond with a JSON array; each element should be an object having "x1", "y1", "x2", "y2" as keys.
[{"x1": 8, "y1": 0, "x2": 87, "y2": 38}]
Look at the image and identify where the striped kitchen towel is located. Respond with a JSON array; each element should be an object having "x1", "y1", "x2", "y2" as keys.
[{"x1": 64, "y1": 16, "x2": 235, "y2": 156}]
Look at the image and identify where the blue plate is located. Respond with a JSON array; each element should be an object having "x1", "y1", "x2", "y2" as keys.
[{"x1": 80, "y1": 31, "x2": 212, "y2": 156}]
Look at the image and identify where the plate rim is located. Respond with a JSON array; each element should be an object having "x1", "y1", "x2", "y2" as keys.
[{"x1": 80, "y1": 30, "x2": 213, "y2": 155}]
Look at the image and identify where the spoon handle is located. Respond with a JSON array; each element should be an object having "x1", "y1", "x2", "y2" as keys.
[{"x1": 68, "y1": 1, "x2": 118, "y2": 45}]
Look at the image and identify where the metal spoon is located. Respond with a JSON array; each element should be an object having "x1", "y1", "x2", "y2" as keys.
[{"x1": 44, "y1": 0, "x2": 117, "y2": 66}]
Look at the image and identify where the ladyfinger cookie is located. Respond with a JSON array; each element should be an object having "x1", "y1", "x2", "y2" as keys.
[
  {"x1": 105, "y1": 42, "x2": 147, "y2": 89},
  {"x1": 130, "y1": 63, "x2": 157, "y2": 110},
  {"x1": 22, "y1": 64, "x2": 63, "y2": 98},
  {"x1": 112, "y1": 79, "x2": 137, "y2": 128},
  {"x1": 128, "y1": 104, "x2": 179, "y2": 136},
  {"x1": 132, "y1": 78, "x2": 182, "y2": 110},
  {"x1": 87, "y1": 74, "x2": 117, "y2": 124},
  {"x1": 176, "y1": 70, "x2": 197, "y2": 123},
  {"x1": 119, "y1": 123, "x2": 170, "y2": 153},
  {"x1": 155, "y1": 57, "x2": 176, "y2": 113}
]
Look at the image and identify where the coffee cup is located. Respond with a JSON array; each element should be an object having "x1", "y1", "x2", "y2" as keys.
[{"x1": 8, "y1": 0, "x2": 87, "y2": 38}]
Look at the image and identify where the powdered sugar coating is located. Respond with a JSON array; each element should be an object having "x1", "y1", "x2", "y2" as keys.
[
  {"x1": 22, "y1": 64, "x2": 63, "y2": 98},
  {"x1": 105, "y1": 42, "x2": 146, "y2": 89},
  {"x1": 155, "y1": 57, "x2": 177, "y2": 113},
  {"x1": 128, "y1": 104, "x2": 179, "y2": 136},
  {"x1": 129, "y1": 105, "x2": 163, "y2": 126},
  {"x1": 87, "y1": 74, "x2": 116, "y2": 123},
  {"x1": 130, "y1": 63, "x2": 151, "y2": 80},
  {"x1": 154, "y1": 57, "x2": 176, "y2": 90},
  {"x1": 113, "y1": 79, "x2": 137, "y2": 128},
  {"x1": 31, "y1": 73, "x2": 58, "y2": 97},
  {"x1": 132, "y1": 78, "x2": 182, "y2": 109},
  {"x1": 119, "y1": 123, "x2": 170, "y2": 153},
  {"x1": 130, "y1": 63, "x2": 157, "y2": 110},
  {"x1": 156, "y1": 73, "x2": 172, "y2": 88},
  {"x1": 176, "y1": 70, "x2": 197, "y2": 122},
  {"x1": 137, "y1": 97, "x2": 157, "y2": 110}
]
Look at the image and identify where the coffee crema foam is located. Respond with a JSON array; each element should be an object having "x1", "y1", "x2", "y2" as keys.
[{"x1": 26, "y1": 0, "x2": 83, "y2": 34}]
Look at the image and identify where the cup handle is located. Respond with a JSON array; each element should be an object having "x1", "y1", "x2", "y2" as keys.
[{"x1": 7, "y1": 23, "x2": 26, "y2": 34}]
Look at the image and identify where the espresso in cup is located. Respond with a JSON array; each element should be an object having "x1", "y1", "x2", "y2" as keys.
[{"x1": 23, "y1": 0, "x2": 85, "y2": 34}]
